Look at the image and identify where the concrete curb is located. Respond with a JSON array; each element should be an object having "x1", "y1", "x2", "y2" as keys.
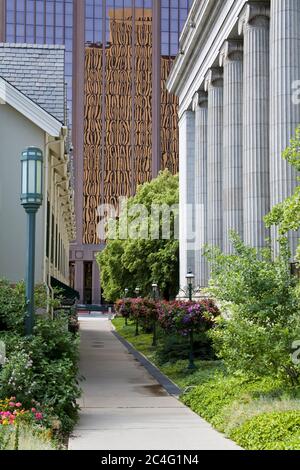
[{"x1": 112, "y1": 330, "x2": 182, "y2": 398}]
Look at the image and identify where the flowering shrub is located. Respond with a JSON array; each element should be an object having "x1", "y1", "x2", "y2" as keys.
[
  {"x1": 115, "y1": 298, "x2": 158, "y2": 320},
  {"x1": 130, "y1": 298, "x2": 158, "y2": 322},
  {"x1": 0, "y1": 398, "x2": 56, "y2": 450},
  {"x1": 0, "y1": 398, "x2": 44, "y2": 427},
  {"x1": 0, "y1": 314, "x2": 80, "y2": 436},
  {"x1": 158, "y1": 300, "x2": 219, "y2": 336},
  {"x1": 115, "y1": 299, "x2": 132, "y2": 319}
]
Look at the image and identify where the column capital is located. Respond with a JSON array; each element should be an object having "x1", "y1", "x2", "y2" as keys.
[
  {"x1": 219, "y1": 40, "x2": 243, "y2": 67},
  {"x1": 192, "y1": 91, "x2": 208, "y2": 111},
  {"x1": 238, "y1": 2, "x2": 270, "y2": 35},
  {"x1": 204, "y1": 67, "x2": 223, "y2": 92}
]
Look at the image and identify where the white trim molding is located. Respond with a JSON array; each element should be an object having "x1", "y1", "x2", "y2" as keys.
[
  {"x1": 166, "y1": 0, "x2": 248, "y2": 117},
  {"x1": 0, "y1": 77, "x2": 63, "y2": 137}
]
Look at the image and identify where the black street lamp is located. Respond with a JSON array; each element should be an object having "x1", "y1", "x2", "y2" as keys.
[
  {"x1": 124, "y1": 288, "x2": 129, "y2": 325},
  {"x1": 186, "y1": 271, "x2": 196, "y2": 371},
  {"x1": 151, "y1": 283, "x2": 158, "y2": 347},
  {"x1": 20, "y1": 147, "x2": 43, "y2": 336},
  {"x1": 135, "y1": 287, "x2": 140, "y2": 297},
  {"x1": 186, "y1": 271, "x2": 195, "y2": 302},
  {"x1": 134, "y1": 287, "x2": 140, "y2": 336}
]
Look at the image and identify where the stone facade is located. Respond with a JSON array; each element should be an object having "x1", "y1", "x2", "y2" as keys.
[{"x1": 167, "y1": 0, "x2": 300, "y2": 291}]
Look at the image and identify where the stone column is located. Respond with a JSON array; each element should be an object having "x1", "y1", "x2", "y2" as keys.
[
  {"x1": 75, "y1": 259, "x2": 84, "y2": 303},
  {"x1": 178, "y1": 109, "x2": 196, "y2": 291},
  {"x1": 219, "y1": 40, "x2": 244, "y2": 253},
  {"x1": 270, "y1": 0, "x2": 300, "y2": 257},
  {"x1": 193, "y1": 91, "x2": 208, "y2": 288},
  {"x1": 92, "y1": 259, "x2": 101, "y2": 305},
  {"x1": 204, "y1": 68, "x2": 224, "y2": 250},
  {"x1": 238, "y1": 2, "x2": 270, "y2": 250}
]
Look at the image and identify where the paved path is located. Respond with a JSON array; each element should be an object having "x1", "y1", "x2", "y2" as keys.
[{"x1": 68, "y1": 318, "x2": 240, "y2": 450}]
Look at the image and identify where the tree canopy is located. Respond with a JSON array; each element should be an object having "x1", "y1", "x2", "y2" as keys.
[{"x1": 97, "y1": 170, "x2": 179, "y2": 302}]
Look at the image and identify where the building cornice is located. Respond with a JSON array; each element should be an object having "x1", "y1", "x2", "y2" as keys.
[
  {"x1": 167, "y1": 0, "x2": 248, "y2": 118},
  {"x1": 0, "y1": 77, "x2": 63, "y2": 137}
]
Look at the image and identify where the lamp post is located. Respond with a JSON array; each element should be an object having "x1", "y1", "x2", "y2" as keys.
[
  {"x1": 124, "y1": 288, "x2": 129, "y2": 325},
  {"x1": 134, "y1": 287, "x2": 140, "y2": 336},
  {"x1": 186, "y1": 271, "x2": 196, "y2": 370},
  {"x1": 135, "y1": 287, "x2": 140, "y2": 297},
  {"x1": 20, "y1": 147, "x2": 43, "y2": 336},
  {"x1": 151, "y1": 283, "x2": 158, "y2": 347},
  {"x1": 186, "y1": 271, "x2": 195, "y2": 301}
]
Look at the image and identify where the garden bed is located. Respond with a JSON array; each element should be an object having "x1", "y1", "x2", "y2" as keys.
[
  {"x1": 0, "y1": 280, "x2": 81, "y2": 450},
  {"x1": 112, "y1": 317, "x2": 300, "y2": 450}
]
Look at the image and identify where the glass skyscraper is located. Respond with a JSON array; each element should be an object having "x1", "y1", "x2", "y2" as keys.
[{"x1": 0, "y1": 0, "x2": 193, "y2": 304}]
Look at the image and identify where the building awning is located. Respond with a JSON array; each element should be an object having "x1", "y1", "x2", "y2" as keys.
[{"x1": 50, "y1": 276, "x2": 80, "y2": 306}]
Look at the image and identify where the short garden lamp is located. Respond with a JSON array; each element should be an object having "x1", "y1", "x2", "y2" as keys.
[
  {"x1": 135, "y1": 287, "x2": 140, "y2": 297},
  {"x1": 124, "y1": 288, "x2": 129, "y2": 297},
  {"x1": 186, "y1": 271, "x2": 194, "y2": 302},
  {"x1": 20, "y1": 147, "x2": 43, "y2": 336},
  {"x1": 151, "y1": 283, "x2": 158, "y2": 301},
  {"x1": 186, "y1": 271, "x2": 196, "y2": 370},
  {"x1": 151, "y1": 283, "x2": 159, "y2": 346}
]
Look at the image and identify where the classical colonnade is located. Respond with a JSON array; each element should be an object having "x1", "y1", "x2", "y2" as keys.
[{"x1": 179, "y1": 0, "x2": 300, "y2": 289}]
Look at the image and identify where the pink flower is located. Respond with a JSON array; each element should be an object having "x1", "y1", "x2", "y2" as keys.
[
  {"x1": 15, "y1": 403, "x2": 22, "y2": 408},
  {"x1": 35, "y1": 412, "x2": 43, "y2": 421},
  {"x1": 9, "y1": 402, "x2": 15, "y2": 407},
  {"x1": 31, "y1": 408, "x2": 36, "y2": 413}
]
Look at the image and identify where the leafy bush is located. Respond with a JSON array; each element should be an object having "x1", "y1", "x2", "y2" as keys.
[
  {"x1": 181, "y1": 374, "x2": 284, "y2": 430},
  {"x1": 155, "y1": 332, "x2": 214, "y2": 364},
  {"x1": 0, "y1": 280, "x2": 61, "y2": 335},
  {"x1": 0, "y1": 280, "x2": 25, "y2": 333},
  {"x1": 0, "y1": 314, "x2": 80, "y2": 435},
  {"x1": 115, "y1": 299, "x2": 132, "y2": 319},
  {"x1": 205, "y1": 234, "x2": 300, "y2": 385},
  {"x1": 230, "y1": 411, "x2": 300, "y2": 450}
]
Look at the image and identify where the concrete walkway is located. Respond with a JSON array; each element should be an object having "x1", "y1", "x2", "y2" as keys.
[{"x1": 68, "y1": 318, "x2": 240, "y2": 450}]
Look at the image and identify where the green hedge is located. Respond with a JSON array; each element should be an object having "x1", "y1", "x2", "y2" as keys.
[
  {"x1": 181, "y1": 375, "x2": 283, "y2": 430},
  {"x1": 230, "y1": 411, "x2": 300, "y2": 450}
]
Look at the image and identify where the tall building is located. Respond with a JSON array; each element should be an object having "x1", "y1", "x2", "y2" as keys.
[
  {"x1": 0, "y1": 0, "x2": 193, "y2": 304},
  {"x1": 167, "y1": 0, "x2": 300, "y2": 292}
]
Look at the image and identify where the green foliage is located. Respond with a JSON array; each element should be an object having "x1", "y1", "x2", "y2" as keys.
[
  {"x1": 98, "y1": 170, "x2": 179, "y2": 301},
  {"x1": 113, "y1": 317, "x2": 300, "y2": 449},
  {"x1": 205, "y1": 233, "x2": 300, "y2": 385},
  {"x1": 155, "y1": 332, "x2": 214, "y2": 365},
  {"x1": 0, "y1": 280, "x2": 62, "y2": 334},
  {"x1": 230, "y1": 411, "x2": 300, "y2": 450},
  {"x1": 265, "y1": 126, "x2": 300, "y2": 257},
  {"x1": 0, "y1": 280, "x2": 25, "y2": 333},
  {"x1": 0, "y1": 314, "x2": 80, "y2": 435},
  {"x1": 181, "y1": 374, "x2": 283, "y2": 429},
  {"x1": 6, "y1": 425, "x2": 56, "y2": 450}
]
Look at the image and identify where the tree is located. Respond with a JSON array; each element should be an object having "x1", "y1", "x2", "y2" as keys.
[
  {"x1": 97, "y1": 170, "x2": 179, "y2": 302},
  {"x1": 265, "y1": 126, "x2": 300, "y2": 258}
]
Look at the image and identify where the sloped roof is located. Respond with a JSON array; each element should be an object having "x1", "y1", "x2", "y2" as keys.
[
  {"x1": 0, "y1": 76, "x2": 64, "y2": 137},
  {"x1": 0, "y1": 43, "x2": 65, "y2": 123}
]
